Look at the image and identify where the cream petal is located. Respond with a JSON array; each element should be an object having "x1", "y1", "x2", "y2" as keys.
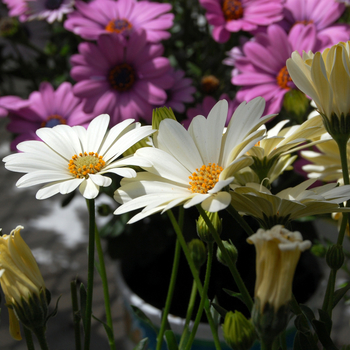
[
  {"x1": 201, "y1": 192, "x2": 231, "y2": 212},
  {"x1": 183, "y1": 193, "x2": 210, "y2": 208}
]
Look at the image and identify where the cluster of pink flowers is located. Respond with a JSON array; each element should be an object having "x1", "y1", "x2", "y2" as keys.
[
  {"x1": 207, "y1": 0, "x2": 350, "y2": 115},
  {"x1": 0, "y1": 0, "x2": 196, "y2": 149}
]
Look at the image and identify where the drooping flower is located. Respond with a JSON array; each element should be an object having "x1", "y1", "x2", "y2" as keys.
[
  {"x1": 64, "y1": 0, "x2": 173, "y2": 42},
  {"x1": 199, "y1": 0, "x2": 283, "y2": 43},
  {"x1": 231, "y1": 24, "x2": 318, "y2": 115},
  {"x1": 286, "y1": 41, "x2": 350, "y2": 140},
  {"x1": 4, "y1": 0, "x2": 74, "y2": 23},
  {"x1": 3, "y1": 114, "x2": 155, "y2": 199},
  {"x1": 184, "y1": 94, "x2": 239, "y2": 128},
  {"x1": 280, "y1": 0, "x2": 350, "y2": 51},
  {"x1": 0, "y1": 226, "x2": 47, "y2": 340},
  {"x1": 114, "y1": 97, "x2": 274, "y2": 223},
  {"x1": 230, "y1": 179, "x2": 350, "y2": 228},
  {"x1": 162, "y1": 68, "x2": 196, "y2": 113},
  {"x1": 248, "y1": 225, "x2": 311, "y2": 345},
  {"x1": 70, "y1": 30, "x2": 173, "y2": 125},
  {"x1": 6, "y1": 82, "x2": 94, "y2": 151}
]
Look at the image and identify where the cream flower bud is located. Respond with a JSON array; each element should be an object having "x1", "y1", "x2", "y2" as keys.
[
  {"x1": 0, "y1": 226, "x2": 48, "y2": 340},
  {"x1": 247, "y1": 225, "x2": 311, "y2": 313}
]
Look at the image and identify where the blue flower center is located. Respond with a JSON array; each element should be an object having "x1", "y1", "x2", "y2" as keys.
[
  {"x1": 108, "y1": 63, "x2": 135, "y2": 92},
  {"x1": 105, "y1": 18, "x2": 132, "y2": 34},
  {"x1": 45, "y1": 0, "x2": 63, "y2": 10},
  {"x1": 41, "y1": 115, "x2": 67, "y2": 127}
]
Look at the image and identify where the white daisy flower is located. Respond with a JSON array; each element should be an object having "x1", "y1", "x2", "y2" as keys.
[
  {"x1": 3, "y1": 114, "x2": 155, "y2": 199},
  {"x1": 114, "y1": 97, "x2": 274, "y2": 223}
]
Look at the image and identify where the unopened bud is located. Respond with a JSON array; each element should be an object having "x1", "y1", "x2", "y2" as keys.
[
  {"x1": 326, "y1": 244, "x2": 344, "y2": 270},
  {"x1": 196, "y1": 211, "x2": 222, "y2": 243},
  {"x1": 222, "y1": 311, "x2": 256, "y2": 350},
  {"x1": 188, "y1": 239, "x2": 207, "y2": 270},
  {"x1": 152, "y1": 107, "x2": 177, "y2": 130},
  {"x1": 217, "y1": 240, "x2": 238, "y2": 266}
]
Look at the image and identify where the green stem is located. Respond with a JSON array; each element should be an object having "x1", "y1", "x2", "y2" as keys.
[
  {"x1": 196, "y1": 206, "x2": 254, "y2": 312},
  {"x1": 94, "y1": 229, "x2": 116, "y2": 350},
  {"x1": 156, "y1": 238, "x2": 181, "y2": 350},
  {"x1": 84, "y1": 199, "x2": 96, "y2": 350},
  {"x1": 322, "y1": 269, "x2": 337, "y2": 317},
  {"x1": 226, "y1": 205, "x2": 255, "y2": 236},
  {"x1": 70, "y1": 280, "x2": 82, "y2": 350},
  {"x1": 32, "y1": 327, "x2": 50, "y2": 350},
  {"x1": 167, "y1": 210, "x2": 222, "y2": 350},
  {"x1": 278, "y1": 331, "x2": 287, "y2": 350},
  {"x1": 185, "y1": 242, "x2": 214, "y2": 350},
  {"x1": 23, "y1": 327, "x2": 35, "y2": 350}
]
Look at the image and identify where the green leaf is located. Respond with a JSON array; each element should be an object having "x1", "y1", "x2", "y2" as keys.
[
  {"x1": 318, "y1": 309, "x2": 332, "y2": 335},
  {"x1": 179, "y1": 326, "x2": 190, "y2": 350},
  {"x1": 80, "y1": 283, "x2": 87, "y2": 332},
  {"x1": 333, "y1": 282, "x2": 350, "y2": 308},
  {"x1": 299, "y1": 304, "x2": 316, "y2": 323},
  {"x1": 92, "y1": 314, "x2": 114, "y2": 341},
  {"x1": 293, "y1": 332, "x2": 317, "y2": 350},
  {"x1": 164, "y1": 330, "x2": 179, "y2": 350},
  {"x1": 133, "y1": 338, "x2": 149, "y2": 350},
  {"x1": 222, "y1": 288, "x2": 245, "y2": 304},
  {"x1": 294, "y1": 315, "x2": 310, "y2": 334},
  {"x1": 312, "y1": 320, "x2": 338, "y2": 350},
  {"x1": 210, "y1": 302, "x2": 227, "y2": 319},
  {"x1": 131, "y1": 305, "x2": 158, "y2": 335},
  {"x1": 47, "y1": 295, "x2": 62, "y2": 321},
  {"x1": 210, "y1": 296, "x2": 221, "y2": 329}
]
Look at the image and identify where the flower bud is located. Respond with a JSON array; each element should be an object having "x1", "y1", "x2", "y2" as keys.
[
  {"x1": 217, "y1": 240, "x2": 238, "y2": 266},
  {"x1": 0, "y1": 226, "x2": 49, "y2": 340},
  {"x1": 152, "y1": 106, "x2": 177, "y2": 130},
  {"x1": 196, "y1": 211, "x2": 222, "y2": 243},
  {"x1": 326, "y1": 244, "x2": 344, "y2": 270},
  {"x1": 222, "y1": 311, "x2": 256, "y2": 350},
  {"x1": 188, "y1": 239, "x2": 207, "y2": 270}
]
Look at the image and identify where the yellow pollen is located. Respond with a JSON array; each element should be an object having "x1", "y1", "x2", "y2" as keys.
[
  {"x1": 68, "y1": 152, "x2": 106, "y2": 179},
  {"x1": 276, "y1": 66, "x2": 292, "y2": 90},
  {"x1": 189, "y1": 163, "x2": 223, "y2": 194}
]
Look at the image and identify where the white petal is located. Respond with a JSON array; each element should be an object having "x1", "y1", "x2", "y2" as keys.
[
  {"x1": 201, "y1": 192, "x2": 232, "y2": 212},
  {"x1": 16, "y1": 170, "x2": 72, "y2": 187},
  {"x1": 103, "y1": 167, "x2": 136, "y2": 178},
  {"x1": 59, "y1": 178, "x2": 84, "y2": 194},
  {"x1": 79, "y1": 178, "x2": 100, "y2": 199},
  {"x1": 86, "y1": 114, "x2": 110, "y2": 152},
  {"x1": 89, "y1": 173, "x2": 112, "y2": 187},
  {"x1": 183, "y1": 193, "x2": 210, "y2": 208},
  {"x1": 208, "y1": 177, "x2": 234, "y2": 194}
]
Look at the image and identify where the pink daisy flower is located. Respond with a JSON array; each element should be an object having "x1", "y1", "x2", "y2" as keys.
[
  {"x1": 280, "y1": 0, "x2": 350, "y2": 50},
  {"x1": 64, "y1": 0, "x2": 174, "y2": 43},
  {"x1": 0, "y1": 95, "x2": 28, "y2": 117},
  {"x1": 6, "y1": 82, "x2": 94, "y2": 151},
  {"x1": 231, "y1": 24, "x2": 317, "y2": 115},
  {"x1": 4, "y1": 0, "x2": 74, "y2": 23},
  {"x1": 162, "y1": 68, "x2": 196, "y2": 113},
  {"x1": 184, "y1": 94, "x2": 239, "y2": 128},
  {"x1": 199, "y1": 0, "x2": 283, "y2": 43},
  {"x1": 70, "y1": 30, "x2": 173, "y2": 125}
]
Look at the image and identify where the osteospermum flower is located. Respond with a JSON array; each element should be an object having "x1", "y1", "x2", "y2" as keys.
[
  {"x1": 199, "y1": 0, "x2": 283, "y2": 43},
  {"x1": 281, "y1": 0, "x2": 350, "y2": 51},
  {"x1": 71, "y1": 29, "x2": 173, "y2": 125},
  {"x1": 230, "y1": 179, "x2": 350, "y2": 228},
  {"x1": 184, "y1": 94, "x2": 239, "y2": 128},
  {"x1": 232, "y1": 24, "x2": 318, "y2": 115},
  {"x1": 3, "y1": 0, "x2": 28, "y2": 21},
  {"x1": 287, "y1": 41, "x2": 350, "y2": 139},
  {"x1": 64, "y1": 0, "x2": 173, "y2": 42},
  {"x1": 6, "y1": 82, "x2": 94, "y2": 151},
  {"x1": 114, "y1": 97, "x2": 274, "y2": 223},
  {"x1": 163, "y1": 68, "x2": 195, "y2": 113},
  {"x1": 0, "y1": 95, "x2": 28, "y2": 118},
  {"x1": 3, "y1": 114, "x2": 155, "y2": 199}
]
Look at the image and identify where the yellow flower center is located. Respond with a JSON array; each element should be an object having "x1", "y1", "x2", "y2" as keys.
[
  {"x1": 105, "y1": 18, "x2": 132, "y2": 34},
  {"x1": 222, "y1": 0, "x2": 243, "y2": 21},
  {"x1": 68, "y1": 152, "x2": 106, "y2": 179},
  {"x1": 189, "y1": 163, "x2": 223, "y2": 194},
  {"x1": 108, "y1": 63, "x2": 136, "y2": 92},
  {"x1": 276, "y1": 66, "x2": 292, "y2": 90}
]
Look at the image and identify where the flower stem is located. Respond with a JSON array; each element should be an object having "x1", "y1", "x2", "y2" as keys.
[
  {"x1": 226, "y1": 205, "x2": 255, "y2": 236},
  {"x1": 32, "y1": 327, "x2": 50, "y2": 350},
  {"x1": 23, "y1": 327, "x2": 35, "y2": 350},
  {"x1": 196, "y1": 205, "x2": 254, "y2": 312},
  {"x1": 156, "y1": 238, "x2": 181, "y2": 350},
  {"x1": 70, "y1": 280, "x2": 82, "y2": 350},
  {"x1": 185, "y1": 242, "x2": 214, "y2": 350},
  {"x1": 94, "y1": 227, "x2": 116, "y2": 350},
  {"x1": 84, "y1": 198, "x2": 96, "y2": 350},
  {"x1": 167, "y1": 210, "x2": 222, "y2": 350}
]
